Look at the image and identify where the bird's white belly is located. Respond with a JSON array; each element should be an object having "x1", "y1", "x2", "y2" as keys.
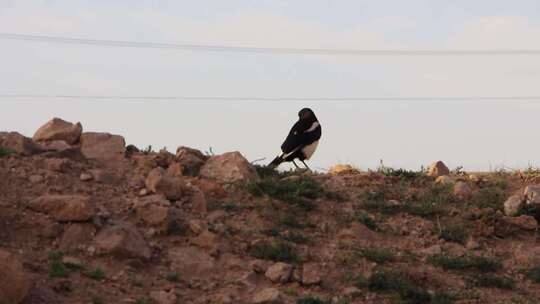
[{"x1": 302, "y1": 140, "x2": 319, "y2": 160}]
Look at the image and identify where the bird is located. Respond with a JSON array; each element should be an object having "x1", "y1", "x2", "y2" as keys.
[{"x1": 269, "y1": 108, "x2": 322, "y2": 170}]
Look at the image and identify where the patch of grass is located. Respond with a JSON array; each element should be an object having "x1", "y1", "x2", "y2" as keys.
[
  {"x1": 429, "y1": 254, "x2": 501, "y2": 272},
  {"x1": 358, "y1": 248, "x2": 395, "y2": 264},
  {"x1": 525, "y1": 265, "x2": 540, "y2": 283},
  {"x1": 377, "y1": 165, "x2": 426, "y2": 180},
  {"x1": 354, "y1": 212, "x2": 378, "y2": 231},
  {"x1": 91, "y1": 296, "x2": 104, "y2": 304},
  {"x1": 283, "y1": 231, "x2": 311, "y2": 244},
  {"x1": 297, "y1": 297, "x2": 329, "y2": 304},
  {"x1": 407, "y1": 184, "x2": 456, "y2": 218},
  {"x1": 368, "y1": 269, "x2": 432, "y2": 304},
  {"x1": 517, "y1": 204, "x2": 540, "y2": 221},
  {"x1": 469, "y1": 273, "x2": 515, "y2": 290},
  {"x1": 48, "y1": 251, "x2": 69, "y2": 278},
  {"x1": 439, "y1": 225, "x2": 468, "y2": 245},
  {"x1": 249, "y1": 241, "x2": 298, "y2": 263},
  {"x1": 469, "y1": 187, "x2": 506, "y2": 211},
  {"x1": 0, "y1": 147, "x2": 13, "y2": 157},
  {"x1": 85, "y1": 268, "x2": 105, "y2": 280},
  {"x1": 280, "y1": 213, "x2": 305, "y2": 228},
  {"x1": 248, "y1": 176, "x2": 323, "y2": 211},
  {"x1": 166, "y1": 272, "x2": 181, "y2": 282}
]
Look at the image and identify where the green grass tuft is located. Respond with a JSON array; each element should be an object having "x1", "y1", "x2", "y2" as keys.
[
  {"x1": 0, "y1": 147, "x2": 13, "y2": 157},
  {"x1": 354, "y1": 212, "x2": 378, "y2": 231},
  {"x1": 429, "y1": 254, "x2": 501, "y2": 272},
  {"x1": 469, "y1": 273, "x2": 515, "y2": 290},
  {"x1": 439, "y1": 225, "x2": 468, "y2": 245},
  {"x1": 85, "y1": 268, "x2": 105, "y2": 280},
  {"x1": 525, "y1": 265, "x2": 540, "y2": 283},
  {"x1": 358, "y1": 248, "x2": 395, "y2": 264},
  {"x1": 166, "y1": 272, "x2": 181, "y2": 282},
  {"x1": 368, "y1": 269, "x2": 431, "y2": 304},
  {"x1": 297, "y1": 297, "x2": 329, "y2": 304}
]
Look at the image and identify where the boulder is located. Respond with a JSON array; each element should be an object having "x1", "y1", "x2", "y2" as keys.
[
  {"x1": 504, "y1": 194, "x2": 525, "y2": 216},
  {"x1": 145, "y1": 168, "x2": 185, "y2": 201},
  {"x1": 45, "y1": 158, "x2": 70, "y2": 172},
  {"x1": 302, "y1": 262, "x2": 322, "y2": 285},
  {"x1": 252, "y1": 288, "x2": 281, "y2": 304},
  {"x1": 134, "y1": 195, "x2": 186, "y2": 234},
  {"x1": 33, "y1": 118, "x2": 82, "y2": 144},
  {"x1": 200, "y1": 151, "x2": 259, "y2": 183},
  {"x1": 80, "y1": 132, "x2": 125, "y2": 161},
  {"x1": 29, "y1": 195, "x2": 95, "y2": 222},
  {"x1": 495, "y1": 215, "x2": 538, "y2": 237},
  {"x1": 0, "y1": 132, "x2": 40, "y2": 156},
  {"x1": 453, "y1": 181, "x2": 472, "y2": 199},
  {"x1": 265, "y1": 262, "x2": 293, "y2": 283},
  {"x1": 168, "y1": 247, "x2": 215, "y2": 279},
  {"x1": 175, "y1": 146, "x2": 208, "y2": 175},
  {"x1": 94, "y1": 222, "x2": 151, "y2": 259},
  {"x1": 427, "y1": 161, "x2": 450, "y2": 177},
  {"x1": 190, "y1": 230, "x2": 218, "y2": 249},
  {"x1": 0, "y1": 249, "x2": 31, "y2": 304}
]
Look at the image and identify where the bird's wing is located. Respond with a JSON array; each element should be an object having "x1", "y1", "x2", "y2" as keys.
[{"x1": 281, "y1": 121, "x2": 320, "y2": 153}]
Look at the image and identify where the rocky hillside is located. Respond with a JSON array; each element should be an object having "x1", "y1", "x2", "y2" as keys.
[{"x1": 2, "y1": 118, "x2": 540, "y2": 304}]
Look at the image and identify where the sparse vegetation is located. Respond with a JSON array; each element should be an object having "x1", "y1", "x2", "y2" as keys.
[
  {"x1": 166, "y1": 272, "x2": 181, "y2": 282},
  {"x1": 525, "y1": 265, "x2": 540, "y2": 283},
  {"x1": 377, "y1": 165, "x2": 426, "y2": 180},
  {"x1": 354, "y1": 211, "x2": 378, "y2": 231},
  {"x1": 439, "y1": 224, "x2": 468, "y2": 245},
  {"x1": 283, "y1": 231, "x2": 311, "y2": 244},
  {"x1": 135, "y1": 298, "x2": 152, "y2": 304},
  {"x1": 368, "y1": 269, "x2": 432, "y2": 304},
  {"x1": 469, "y1": 187, "x2": 506, "y2": 211},
  {"x1": 358, "y1": 247, "x2": 395, "y2": 264},
  {"x1": 49, "y1": 251, "x2": 69, "y2": 278},
  {"x1": 248, "y1": 175, "x2": 324, "y2": 211},
  {"x1": 429, "y1": 254, "x2": 501, "y2": 272},
  {"x1": 85, "y1": 268, "x2": 105, "y2": 280},
  {"x1": 0, "y1": 147, "x2": 13, "y2": 157},
  {"x1": 249, "y1": 241, "x2": 298, "y2": 262},
  {"x1": 91, "y1": 296, "x2": 104, "y2": 304},
  {"x1": 469, "y1": 273, "x2": 515, "y2": 290}
]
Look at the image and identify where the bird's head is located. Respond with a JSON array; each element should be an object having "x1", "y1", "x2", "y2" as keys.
[{"x1": 298, "y1": 108, "x2": 317, "y2": 121}]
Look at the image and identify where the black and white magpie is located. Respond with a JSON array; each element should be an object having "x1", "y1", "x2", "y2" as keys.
[{"x1": 269, "y1": 108, "x2": 322, "y2": 170}]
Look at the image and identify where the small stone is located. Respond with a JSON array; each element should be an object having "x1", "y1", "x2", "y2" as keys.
[
  {"x1": 149, "y1": 290, "x2": 177, "y2": 304},
  {"x1": 29, "y1": 194, "x2": 96, "y2": 222},
  {"x1": 420, "y1": 244, "x2": 442, "y2": 255},
  {"x1": 188, "y1": 220, "x2": 207, "y2": 234},
  {"x1": 28, "y1": 174, "x2": 44, "y2": 183},
  {"x1": 80, "y1": 173, "x2": 93, "y2": 181},
  {"x1": 145, "y1": 168, "x2": 185, "y2": 201},
  {"x1": 504, "y1": 194, "x2": 524, "y2": 216},
  {"x1": 252, "y1": 288, "x2": 281, "y2": 304},
  {"x1": 93, "y1": 222, "x2": 151, "y2": 260},
  {"x1": 435, "y1": 175, "x2": 454, "y2": 185},
  {"x1": 265, "y1": 262, "x2": 293, "y2": 283},
  {"x1": 61, "y1": 256, "x2": 83, "y2": 268},
  {"x1": 199, "y1": 151, "x2": 260, "y2": 183},
  {"x1": 454, "y1": 181, "x2": 472, "y2": 199},
  {"x1": 0, "y1": 249, "x2": 32, "y2": 304},
  {"x1": 190, "y1": 230, "x2": 218, "y2": 249},
  {"x1": 302, "y1": 262, "x2": 322, "y2": 285},
  {"x1": 342, "y1": 286, "x2": 362, "y2": 296}
]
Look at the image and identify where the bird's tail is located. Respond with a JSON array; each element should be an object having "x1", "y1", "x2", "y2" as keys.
[{"x1": 268, "y1": 154, "x2": 284, "y2": 168}]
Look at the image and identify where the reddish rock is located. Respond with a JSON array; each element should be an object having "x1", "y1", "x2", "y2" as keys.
[
  {"x1": 190, "y1": 230, "x2": 218, "y2": 249},
  {"x1": 45, "y1": 158, "x2": 70, "y2": 172},
  {"x1": 496, "y1": 215, "x2": 538, "y2": 237},
  {"x1": 134, "y1": 195, "x2": 186, "y2": 234},
  {"x1": 94, "y1": 222, "x2": 151, "y2": 259},
  {"x1": 427, "y1": 161, "x2": 450, "y2": 177},
  {"x1": 175, "y1": 146, "x2": 207, "y2": 175},
  {"x1": 149, "y1": 290, "x2": 177, "y2": 304},
  {"x1": 168, "y1": 247, "x2": 215, "y2": 279},
  {"x1": 193, "y1": 179, "x2": 228, "y2": 199},
  {"x1": 453, "y1": 181, "x2": 472, "y2": 199},
  {"x1": 60, "y1": 224, "x2": 96, "y2": 251},
  {"x1": 199, "y1": 151, "x2": 259, "y2": 183},
  {"x1": 190, "y1": 187, "x2": 208, "y2": 214},
  {"x1": 166, "y1": 162, "x2": 184, "y2": 177},
  {"x1": 33, "y1": 118, "x2": 82, "y2": 144},
  {"x1": 0, "y1": 132, "x2": 40, "y2": 156},
  {"x1": 80, "y1": 132, "x2": 125, "y2": 162},
  {"x1": 29, "y1": 195, "x2": 96, "y2": 222},
  {"x1": 524, "y1": 185, "x2": 540, "y2": 206},
  {"x1": 145, "y1": 168, "x2": 185, "y2": 201},
  {"x1": 302, "y1": 262, "x2": 322, "y2": 285},
  {"x1": 0, "y1": 249, "x2": 31, "y2": 304},
  {"x1": 504, "y1": 194, "x2": 524, "y2": 216},
  {"x1": 252, "y1": 288, "x2": 281, "y2": 304},
  {"x1": 265, "y1": 262, "x2": 293, "y2": 283}
]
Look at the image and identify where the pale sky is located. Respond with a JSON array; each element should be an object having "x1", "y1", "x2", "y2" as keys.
[{"x1": 1, "y1": 0, "x2": 540, "y2": 171}]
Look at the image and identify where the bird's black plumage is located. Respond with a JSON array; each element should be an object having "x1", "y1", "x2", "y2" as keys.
[{"x1": 269, "y1": 108, "x2": 322, "y2": 169}]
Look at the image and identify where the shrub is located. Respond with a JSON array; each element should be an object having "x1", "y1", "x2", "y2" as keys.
[
  {"x1": 0, "y1": 147, "x2": 13, "y2": 157},
  {"x1": 91, "y1": 296, "x2": 104, "y2": 304},
  {"x1": 470, "y1": 187, "x2": 505, "y2": 211},
  {"x1": 407, "y1": 184, "x2": 455, "y2": 218},
  {"x1": 48, "y1": 251, "x2": 68, "y2": 278},
  {"x1": 429, "y1": 254, "x2": 501, "y2": 272},
  {"x1": 283, "y1": 232, "x2": 311, "y2": 244},
  {"x1": 249, "y1": 241, "x2": 298, "y2": 263}
]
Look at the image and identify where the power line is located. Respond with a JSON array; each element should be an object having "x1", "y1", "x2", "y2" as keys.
[
  {"x1": 2, "y1": 33, "x2": 540, "y2": 56},
  {"x1": 0, "y1": 94, "x2": 539, "y2": 101}
]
